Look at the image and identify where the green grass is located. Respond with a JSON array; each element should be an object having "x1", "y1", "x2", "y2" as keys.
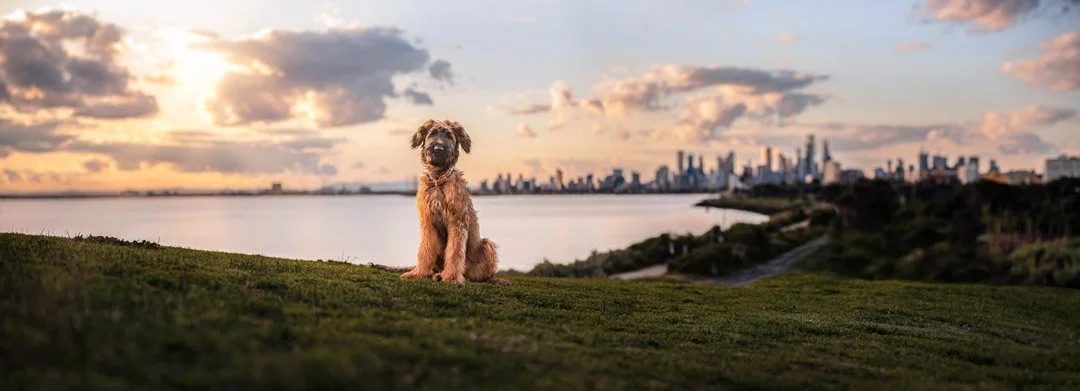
[{"x1": 3, "y1": 233, "x2": 1080, "y2": 390}]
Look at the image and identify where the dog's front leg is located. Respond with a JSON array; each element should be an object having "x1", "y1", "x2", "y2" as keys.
[
  {"x1": 402, "y1": 221, "x2": 442, "y2": 279},
  {"x1": 436, "y1": 221, "x2": 468, "y2": 284}
]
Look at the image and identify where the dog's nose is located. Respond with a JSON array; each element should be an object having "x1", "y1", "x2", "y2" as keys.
[{"x1": 432, "y1": 145, "x2": 447, "y2": 153}]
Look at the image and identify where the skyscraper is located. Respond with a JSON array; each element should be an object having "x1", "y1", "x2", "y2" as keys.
[
  {"x1": 918, "y1": 151, "x2": 929, "y2": 175},
  {"x1": 805, "y1": 135, "x2": 816, "y2": 178},
  {"x1": 762, "y1": 146, "x2": 774, "y2": 172},
  {"x1": 821, "y1": 138, "x2": 831, "y2": 167},
  {"x1": 677, "y1": 150, "x2": 685, "y2": 178}
]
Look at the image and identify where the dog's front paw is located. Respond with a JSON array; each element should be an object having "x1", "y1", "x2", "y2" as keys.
[
  {"x1": 400, "y1": 268, "x2": 430, "y2": 280},
  {"x1": 433, "y1": 272, "x2": 465, "y2": 285}
]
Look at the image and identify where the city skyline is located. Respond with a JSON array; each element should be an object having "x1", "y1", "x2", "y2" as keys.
[{"x1": 1, "y1": 0, "x2": 1079, "y2": 193}]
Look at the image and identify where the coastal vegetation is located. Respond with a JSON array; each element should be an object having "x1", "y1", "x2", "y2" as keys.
[
  {"x1": 800, "y1": 178, "x2": 1080, "y2": 289},
  {"x1": 3, "y1": 232, "x2": 1079, "y2": 390},
  {"x1": 525, "y1": 201, "x2": 831, "y2": 278}
]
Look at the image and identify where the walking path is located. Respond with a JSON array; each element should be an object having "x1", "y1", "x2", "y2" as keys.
[{"x1": 702, "y1": 235, "x2": 827, "y2": 285}]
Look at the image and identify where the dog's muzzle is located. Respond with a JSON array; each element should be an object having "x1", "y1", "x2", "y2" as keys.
[{"x1": 430, "y1": 144, "x2": 449, "y2": 156}]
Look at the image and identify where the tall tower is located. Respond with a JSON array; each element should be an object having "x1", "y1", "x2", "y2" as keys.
[
  {"x1": 821, "y1": 138, "x2": 831, "y2": 166},
  {"x1": 795, "y1": 147, "x2": 802, "y2": 177},
  {"x1": 805, "y1": 135, "x2": 816, "y2": 177},
  {"x1": 677, "y1": 150, "x2": 685, "y2": 178},
  {"x1": 765, "y1": 146, "x2": 774, "y2": 172}
]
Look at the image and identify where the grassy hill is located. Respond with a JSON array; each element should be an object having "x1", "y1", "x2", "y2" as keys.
[{"x1": 3, "y1": 233, "x2": 1079, "y2": 390}]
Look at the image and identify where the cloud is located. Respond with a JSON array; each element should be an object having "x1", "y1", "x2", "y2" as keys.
[
  {"x1": 0, "y1": 9, "x2": 159, "y2": 118},
  {"x1": 998, "y1": 132, "x2": 1057, "y2": 154},
  {"x1": 516, "y1": 123, "x2": 537, "y2": 138},
  {"x1": 673, "y1": 89, "x2": 828, "y2": 143},
  {"x1": 777, "y1": 32, "x2": 800, "y2": 44},
  {"x1": 1002, "y1": 31, "x2": 1080, "y2": 92},
  {"x1": 0, "y1": 119, "x2": 73, "y2": 156},
  {"x1": 67, "y1": 136, "x2": 342, "y2": 175},
  {"x1": 896, "y1": 41, "x2": 932, "y2": 53},
  {"x1": 675, "y1": 96, "x2": 749, "y2": 142},
  {"x1": 428, "y1": 59, "x2": 454, "y2": 83},
  {"x1": 0, "y1": 168, "x2": 72, "y2": 184},
  {"x1": 501, "y1": 65, "x2": 830, "y2": 142},
  {"x1": 351, "y1": 162, "x2": 365, "y2": 169},
  {"x1": 143, "y1": 73, "x2": 176, "y2": 86},
  {"x1": 193, "y1": 25, "x2": 448, "y2": 127},
  {"x1": 402, "y1": 87, "x2": 434, "y2": 105},
  {"x1": 812, "y1": 122, "x2": 965, "y2": 151},
  {"x1": 2, "y1": 119, "x2": 345, "y2": 176},
  {"x1": 980, "y1": 105, "x2": 1076, "y2": 139},
  {"x1": 807, "y1": 104, "x2": 1072, "y2": 157},
  {"x1": 83, "y1": 158, "x2": 109, "y2": 173},
  {"x1": 912, "y1": 0, "x2": 1080, "y2": 33}
]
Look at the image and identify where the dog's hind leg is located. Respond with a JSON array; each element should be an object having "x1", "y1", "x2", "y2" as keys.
[{"x1": 465, "y1": 238, "x2": 510, "y2": 286}]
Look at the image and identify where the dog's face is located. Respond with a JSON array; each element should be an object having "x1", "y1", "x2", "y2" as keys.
[{"x1": 411, "y1": 119, "x2": 471, "y2": 170}]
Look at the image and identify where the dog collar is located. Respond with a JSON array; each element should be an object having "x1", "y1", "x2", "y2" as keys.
[{"x1": 425, "y1": 168, "x2": 455, "y2": 188}]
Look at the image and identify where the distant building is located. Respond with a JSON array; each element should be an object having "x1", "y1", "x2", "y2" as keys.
[
  {"x1": 840, "y1": 169, "x2": 865, "y2": 184},
  {"x1": 918, "y1": 151, "x2": 929, "y2": 177},
  {"x1": 932, "y1": 155, "x2": 948, "y2": 170},
  {"x1": 823, "y1": 161, "x2": 842, "y2": 184},
  {"x1": 655, "y1": 165, "x2": 671, "y2": 191},
  {"x1": 1046, "y1": 155, "x2": 1080, "y2": 182},
  {"x1": 1005, "y1": 170, "x2": 1041, "y2": 185},
  {"x1": 270, "y1": 182, "x2": 283, "y2": 194},
  {"x1": 960, "y1": 157, "x2": 981, "y2": 184},
  {"x1": 925, "y1": 166, "x2": 959, "y2": 185}
]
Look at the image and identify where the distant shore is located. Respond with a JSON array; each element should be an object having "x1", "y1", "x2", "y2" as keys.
[{"x1": 0, "y1": 190, "x2": 723, "y2": 200}]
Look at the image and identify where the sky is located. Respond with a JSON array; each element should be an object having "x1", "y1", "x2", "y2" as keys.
[{"x1": 0, "y1": 0, "x2": 1078, "y2": 193}]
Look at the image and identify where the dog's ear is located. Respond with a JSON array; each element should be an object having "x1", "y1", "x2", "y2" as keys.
[
  {"x1": 411, "y1": 119, "x2": 435, "y2": 149},
  {"x1": 448, "y1": 120, "x2": 471, "y2": 154}
]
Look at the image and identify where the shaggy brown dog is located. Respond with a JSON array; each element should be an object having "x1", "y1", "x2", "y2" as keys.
[{"x1": 400, "y1": 119, "x2": 509, "y2": 286}]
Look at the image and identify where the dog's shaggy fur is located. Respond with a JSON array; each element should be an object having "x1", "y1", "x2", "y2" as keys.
[{"x1": 400, "y1": 119, "x2": 509, "y2": 286}]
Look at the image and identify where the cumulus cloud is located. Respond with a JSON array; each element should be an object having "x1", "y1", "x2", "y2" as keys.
[
  {"x1": 500, "y1": 65, "x2": 830, "y2": 142},
  {"x1": 980, "y1": 105, "x2": 1076, "y2": 139},
  {"x1": 0, "y1": 9, "x2": 159, "y2": 118},
  {"x1": 912, "y1": 0, "x2": 1080, "y2": 33},
  {"x1": 193, "y1": 26, "x2": 449, "y2": 127},
  {"x1": 998, "y1": 132, "x2": 1057, "y2": 154},
  {"x1": 516, "y1": 123, "x2": 537, "y2": 138},
  {"x1": 777, "y1": 32, "x2": 800, "y2": 44},
  {"x1": 1002, "y1": 31, "x2": 1080, "y2": 92},
  {"x1": 896, "y1": 41, "x2": 932, "y2": 53}
]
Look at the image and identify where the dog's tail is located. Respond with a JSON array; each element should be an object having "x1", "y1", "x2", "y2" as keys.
[{"x1": 478, "y1": 238, "x2": 510, "y2": 286}]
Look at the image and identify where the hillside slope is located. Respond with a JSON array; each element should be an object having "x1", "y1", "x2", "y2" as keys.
[{"x1": 2, "y1": 233, "x2": 1079, "y2": 390}]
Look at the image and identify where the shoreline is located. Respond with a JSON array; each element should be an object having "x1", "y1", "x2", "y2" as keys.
[{"x1": 0, "y1": 191, "x2": 724, "y2": 200}]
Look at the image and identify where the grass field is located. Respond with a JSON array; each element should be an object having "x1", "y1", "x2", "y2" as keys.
[{"x1": 3, "y1": 233, "x2": 1079, "y2": 390}]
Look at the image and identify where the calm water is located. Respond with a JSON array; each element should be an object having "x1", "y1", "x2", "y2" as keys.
[{"x1": 0, "y1": 194, "x2": 767, "y2": 270}]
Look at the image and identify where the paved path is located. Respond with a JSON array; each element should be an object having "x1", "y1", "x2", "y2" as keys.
[
  {"x1": 702, "y1": 235, "x2": 827, "y2": 285},
  {"x1": 608, "y1": 263, "x2": 669, "y2": 281}
]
